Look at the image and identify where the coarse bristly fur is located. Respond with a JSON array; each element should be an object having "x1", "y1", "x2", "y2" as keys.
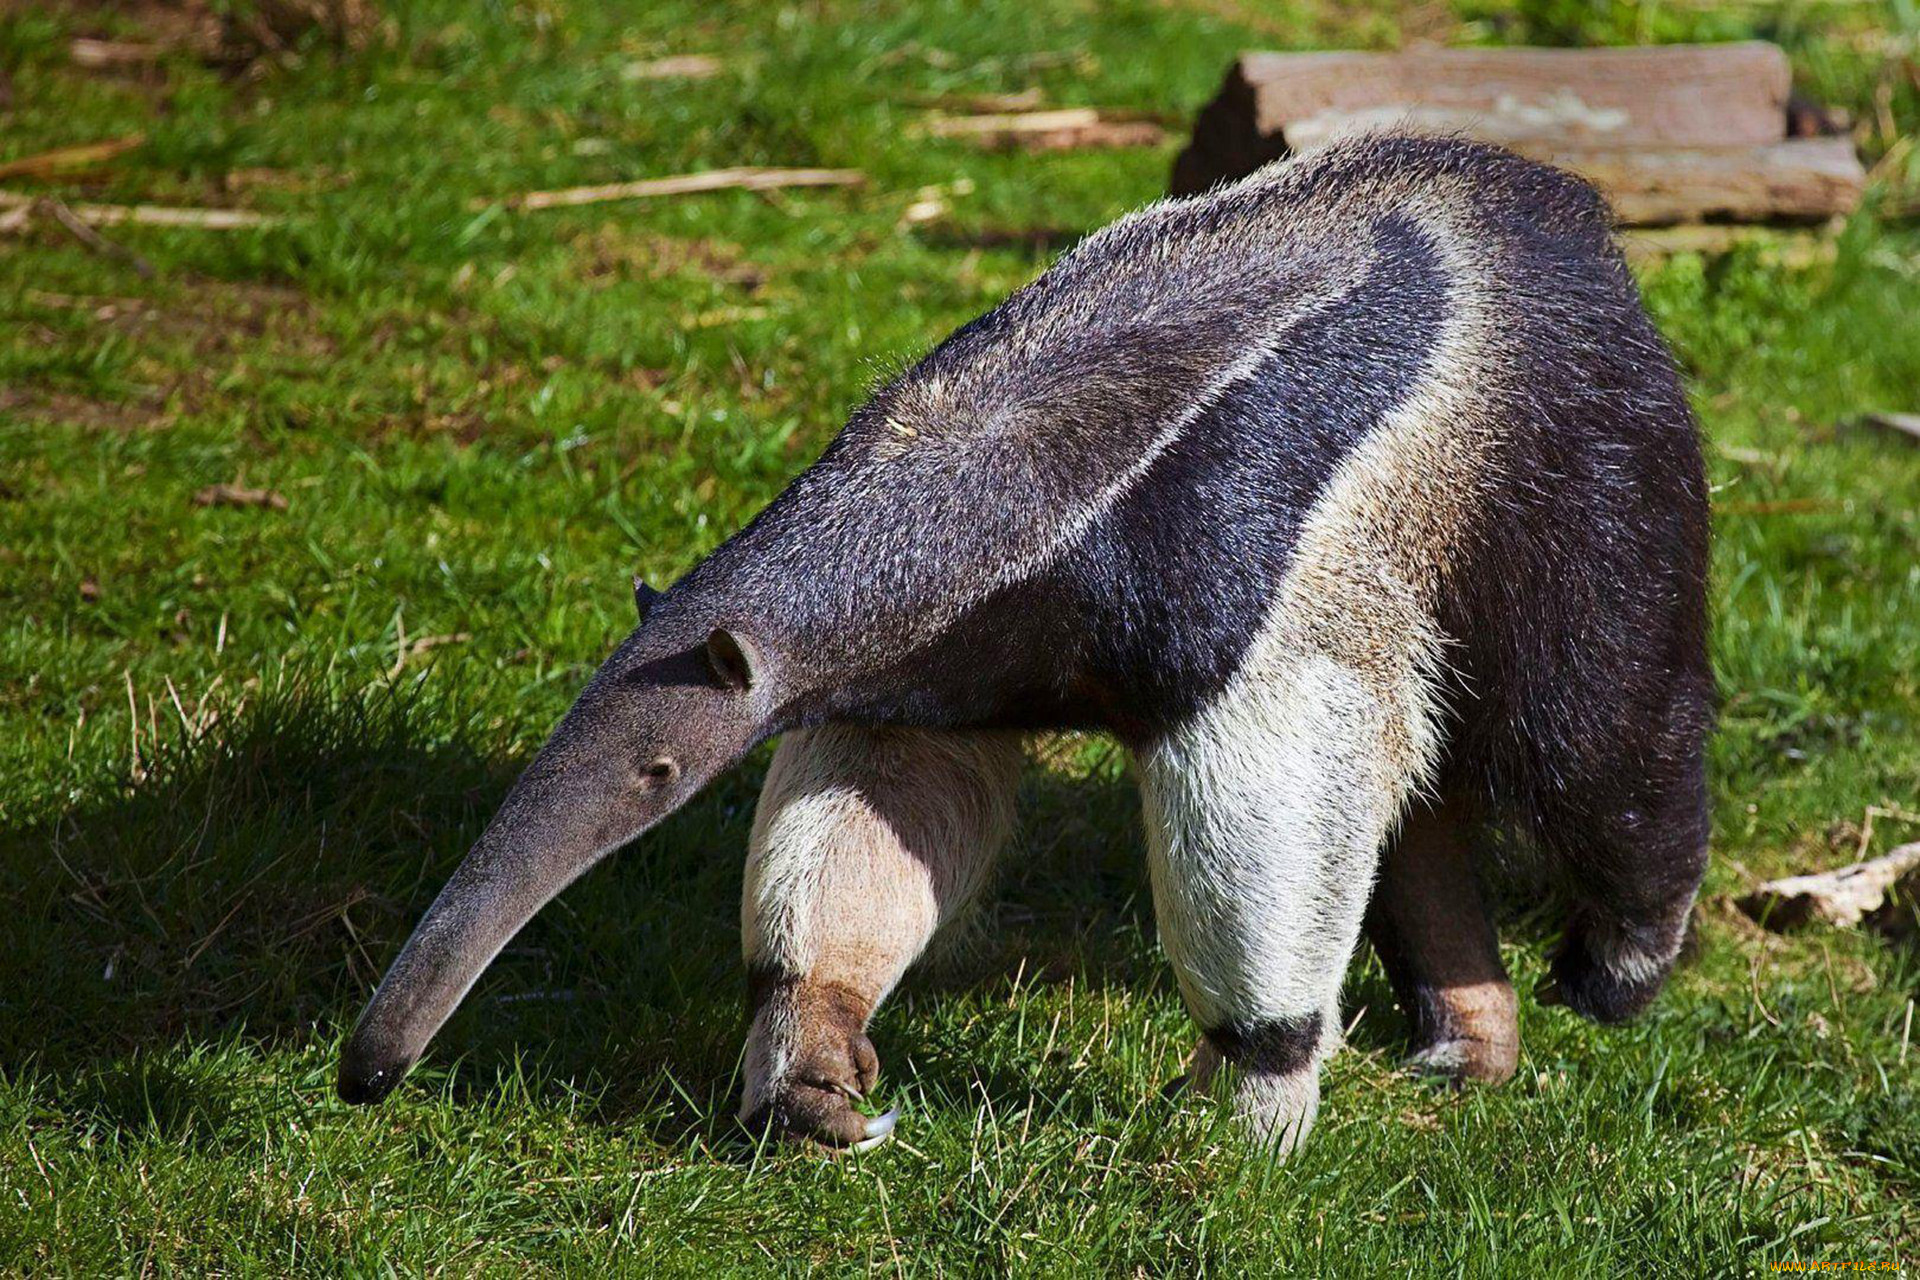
[{"x1": 338, "y1": 134, "x2": 1714, "y2": 1157}]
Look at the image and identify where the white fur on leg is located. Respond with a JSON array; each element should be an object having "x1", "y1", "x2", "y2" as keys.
[
  {"x1": 1139, "y1": 652, "x2": 1417, "y2": 1032},
  {"x1": 740, "y1": 725, "x2": 1022, "y2": 1123},
  {"x1": 1138, "y1": 626, "x2": 1442, "y2": 1151}
]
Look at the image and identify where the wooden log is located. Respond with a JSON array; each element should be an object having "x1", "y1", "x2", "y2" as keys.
[
  {"x1": 1171, "y1": 43, "x2": 1865, "y2": 224},
  {"x1": 1540, "y1": 138, "x2": 1865, "y2": 225}
]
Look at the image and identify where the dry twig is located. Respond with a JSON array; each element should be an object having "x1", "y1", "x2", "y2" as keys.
[
  {"x1": 192, "y1": 484, "x2": 289, "y2": 510},
  {"x1": 483, "y1": 166, "x2": 865, "y2": 211},
  {"x1": 388, "y1": 632, "x2": 471, "y2": 678},
  {"x1": 622, "y1": 54, "x2": 721, "y2": 81},
  {"x1": 924, "y1": 108, "x2": 1166, "y2": 151},
  {"x1": 0, "y1": 133, "x2": 145, "y2": 181},
  {"x1": 37, "y1": 198, "x2": 155, "y2": 277},
  {"x1": 0, "y1": 191, "x2": 277, "y2": 232}
]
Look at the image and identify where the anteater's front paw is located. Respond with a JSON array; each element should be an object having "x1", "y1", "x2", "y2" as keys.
[
  {"x1": 1230, "y1": 1069, "x2": 1321, "y2": 1155},
  {"x1": 1405, "y1": 1033, "x2": 1518, "y2": 1086},
  {"x1": 1166, "y1": 1036, "x2": 1320, "y2": 1156},
  {"x1": 743, "y1": 1081, "x2": 897, "y2": 1151},
  {"x1": 740, "y1": 978, "x2": 896, "y2": 1151}
]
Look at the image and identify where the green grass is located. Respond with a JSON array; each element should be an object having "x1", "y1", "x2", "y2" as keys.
[{"x1": 2, "y1": 0, "x2": 1918, "y2": 1272}]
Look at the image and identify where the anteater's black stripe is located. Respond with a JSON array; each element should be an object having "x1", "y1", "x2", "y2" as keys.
[
  {"x1": 1205, "y1": 1011, "x2": 1323, "y2": 1076},
  {"x1": 809, "y1": 214, "x2": 1452, "y2": 740}
]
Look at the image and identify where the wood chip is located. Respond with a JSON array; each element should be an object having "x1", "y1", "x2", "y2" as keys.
[
  {"x1": 1738, "y1": 842, "x2": 1920, "y2": 930},
  {"x1": 907, "y1": 88, "x2": 1047, "y2": 114},
  {"x1": 931, "y1": 108, "x2": 1110, "y2": 141},
  {"x1": 622, "y1": 54, "x2": 721, "y2": 81},
  {"x1": 69, "y1": 38, "x2": 169, "y2": 69},
  {"x1": 192, "y1": 484, "x2": 288, "y2": 510},
  {"x1": 485, "y1": 166, "x2": 864, "y2": 211},
  {"x1": 0, "y1": 133, "x2": 146, "y2": 181}
]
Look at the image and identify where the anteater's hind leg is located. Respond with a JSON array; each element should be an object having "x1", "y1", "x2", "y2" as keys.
[
  {"x1": 1541, "y1": 684, "x2": 1713, "y2": 1024},
  {"x1": 1364, "y1": 797, "x2": 1518, "y2": 1084},
  {"x1": 1139, "y1": 654, "x2": 1418, "y2": 1154},
  {"x1": 739, "y1": 724, "x2": 1022, "y2": 1148}
]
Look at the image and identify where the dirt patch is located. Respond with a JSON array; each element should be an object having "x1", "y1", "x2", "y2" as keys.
[
  {"x1": 0, "y1": 384, "x2": 165, "y2": 431},
  {"x1": 10, "y1": 278, "x2": 335, "y2": 429},
  {"x1": 23, "y1": 277, "x2": 325, "y2": 356},
  {"x1": 177, "y1": 279, "x2": 335, "y2": 359},
  {"x1": 575, "y1": 228, "x2": 770, "y2": 294},
  {"x1": 51, "y1": 0, "x2": 391, "y2": 69}
]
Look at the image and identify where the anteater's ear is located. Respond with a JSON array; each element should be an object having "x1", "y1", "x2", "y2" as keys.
[
  {"x1": 633, "y1": 577, "x2": 662, "y2": 623},
  {"x1": 705, "y1": 627, "x2": 761, "y2": 693}
]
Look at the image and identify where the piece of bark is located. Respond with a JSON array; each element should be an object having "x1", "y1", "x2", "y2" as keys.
[
  {"x1": 0, "y1": 134, "x2": 146, "y2": 181},
  {"x1": 1738, "y1": 842, "x2": 1920, "y2": 931},
  {"x1": 193, "y1": 484, "x2": 288, "y2": 510},
  {"x1": 487, "y1": 166, "x2": 864, "y2": 211},
  {"x1": 1847, "y1": 412, "x2": 1920, "y2": 446}
]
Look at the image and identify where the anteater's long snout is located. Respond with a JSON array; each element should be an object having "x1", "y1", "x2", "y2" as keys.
[
  {"x1": 336, "y1": 726, "x2": 649, "y2": 1106},
  {"x1": 335, "y1": 628, "x2": 766, "y2": 1107},
  {"x1": 336, "y1": 834, "x2": 578, "y2": 1105}
]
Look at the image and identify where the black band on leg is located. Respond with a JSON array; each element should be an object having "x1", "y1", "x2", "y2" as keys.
[{"x1": 1204, "y1": 1012, "x2": 1323, "y2": 1076}]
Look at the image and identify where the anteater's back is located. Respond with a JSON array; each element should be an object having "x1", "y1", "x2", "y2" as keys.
[{"x1": 691, "y1": 137, "x2": 1710, "y2": 844}]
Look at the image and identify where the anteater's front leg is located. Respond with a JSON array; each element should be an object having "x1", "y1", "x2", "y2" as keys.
[
  {"x1": 740, "y1": 724, "x2": 1022, "y2": 1148},
  {"x1": 1139, "y1": 655, "x2": 1413, "y2": 1154}
]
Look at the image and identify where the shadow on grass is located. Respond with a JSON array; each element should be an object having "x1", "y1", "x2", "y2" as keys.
[
  {"x1": 0, "y1": 679, "x2": 1172, "y2": 1153},
  {"x1": 9, "y1": 678, "x2": 1593, "y2": 1154}
]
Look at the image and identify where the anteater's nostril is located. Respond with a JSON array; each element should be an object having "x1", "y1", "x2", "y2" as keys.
[
  {"x1": 642, "y1": 757, "x2": 678, "y2": 787},
  {"x1": 337, "y1": 1044, "x2": 413, "y2": 1105},
  {"x1": 337, "y1": 1064, "x2": 399, "y2": 1105}
]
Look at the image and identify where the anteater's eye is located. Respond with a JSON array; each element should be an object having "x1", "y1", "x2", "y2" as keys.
[{"x1": 642, "y1": 757, "x2": 679, "y2": 787}]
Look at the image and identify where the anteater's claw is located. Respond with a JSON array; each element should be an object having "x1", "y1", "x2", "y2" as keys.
[{"x1": 850, "y1": 1106, "x2": 899, "y2": 1153}]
